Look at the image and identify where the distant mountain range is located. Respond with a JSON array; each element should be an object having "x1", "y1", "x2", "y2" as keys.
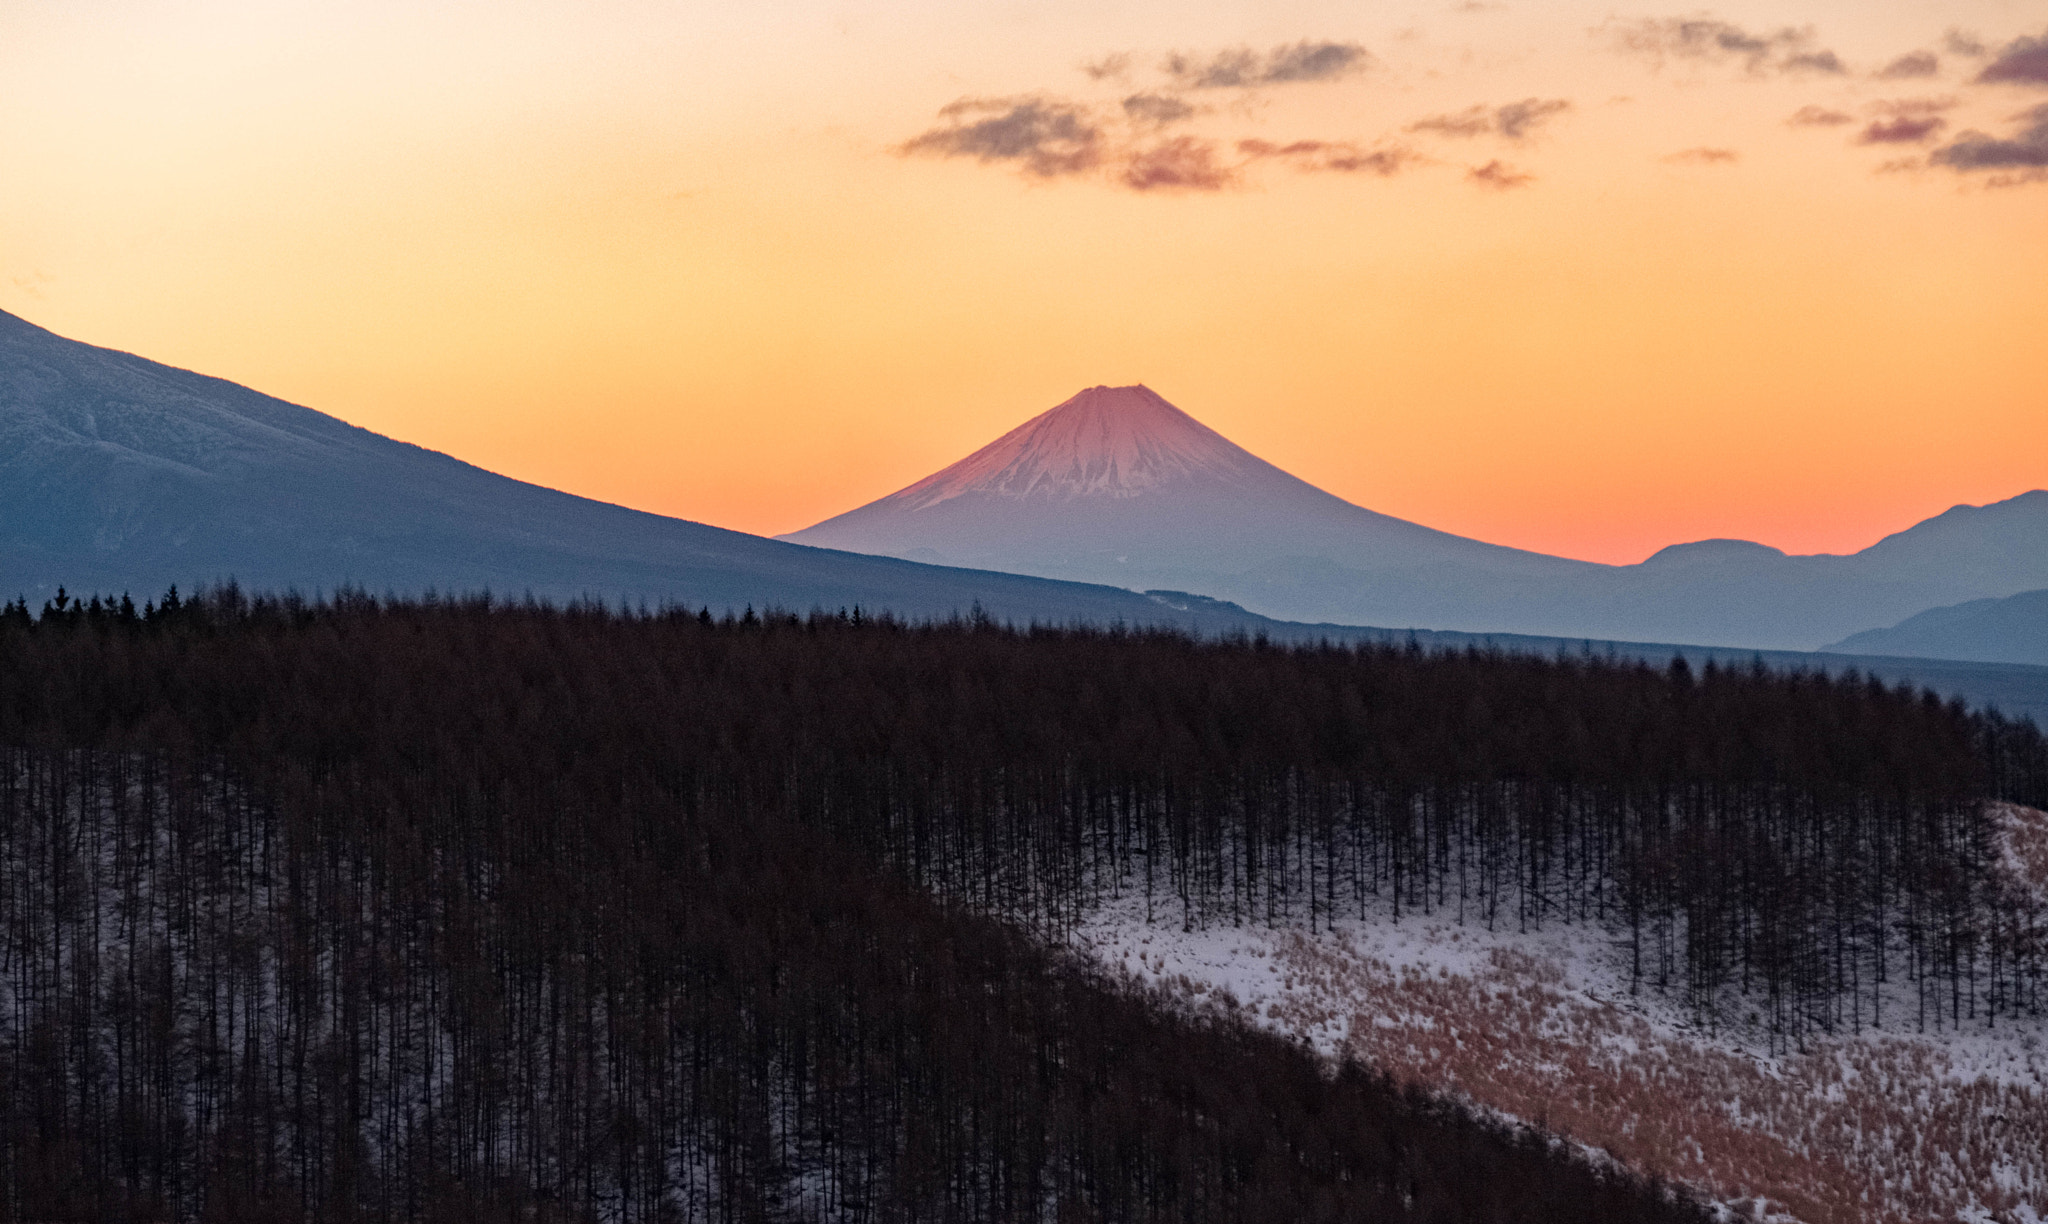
[
  {"x1": 0, "y1": 310, "x2": 1285, "y2": 636},
  {"x1": 5, "y1": 309, "x2": 2044, "y2": 719},
  {"x1": 785, "y1": 385, "x2": 2048, "y2": 653},
  {"x1": 1827, "y1": 588, "x2": 2048, "y2": 667}
]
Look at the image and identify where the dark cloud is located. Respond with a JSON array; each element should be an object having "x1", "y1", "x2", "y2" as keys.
[
  {"x1": 1787, "y1": 104, "x2": 1853, "y2": 127},
  {"x1": 1409, "y1": 98, "x2": 1571, "y2": 140},
  {"x1": 1163, "y1": 41, "x2": 1371, "y2": 89},
  {"x1": 1663, "y1": 147, "x2": 1739, "y2": 164},
  {"x1": 1120, "y1": 138, "x2": 1235, "y2": 191},
  {"x1": 899, "y1": 98, "x2": 1103, "y2": 178},
  {"x1": 1977, "y1": 31, "x2": 2048, "y2": 86},
  {"x1": 1468, "y1": 160, "x2": 1534, "y2": 189},
  {"x1": 1932, "y1": 103, "x2": 2048, "y2": 169},
  {"x1": 1858, "y1": 115, "x2": 1946, "y2": 144},
  {"x1": 1239, "y1": 139, "x2": 1418, "y2": 175},
  {"x1": 1610, "y1": 18, "x2": 1847, "y2": 76},
  {"x1": 1122, "y1": 92, "x2": 1195, "y2": 127},
  {"x1": 1876, "y1": 51, "x2": 1939, "y2": 79}
]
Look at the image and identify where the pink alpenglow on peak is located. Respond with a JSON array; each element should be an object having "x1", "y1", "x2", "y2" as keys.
[
  {"x1": 887, "y1": 384, "x2": 1263, "y2": 509},
  {"x1": 780, "y1": 382, "x2": 1553, "y2": 607},
  {"x1": 780, "y1": 383, "x2": 2048, "y2": 651}
]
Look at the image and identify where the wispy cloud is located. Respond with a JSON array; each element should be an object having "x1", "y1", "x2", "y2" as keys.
[
  {"x1": 1931, "y1": 103, "x2": 2048, "y2": 174},
  {"x1": 1875, "y1": 96, "x2": 1959, "y2": 115},
  {"x1": 1239, "y1": 139, "x2": 1420, "y2": 176},
  {"x1": 1609, "y1": 17, "x2": 1847, "y2": 76},
  {"x1": 1496, "y1": 98, "x2": 1573, "y2": 138},
  {"x1": 1945, "y1": 29, "x2": 1988, "y2": 58},
  {"x1": 1121, "y1": 138, "x2": 1236, "y2": 191},
  {"x1": 1408, "y1": 106, "x2": 1491, "y2": 137},
  {"x1": 1876, "y1": 51, "x2": 1939, "y2": 80},
  {"x1": 1163, "y1": 41, "x2": 1372, "y2": 89},
  {"x1": 1787, "y1": 105, "x2": 1853, "y2": 127},
  {"x1": 1409, "y1": 98, "x2": 1571, "y2": 140},
  {"x1": 1081, "y1": 53, "x2": 1132, "y2": 82},
  {"x1": 899, "y1": 98, "x2": 1103, "y2": 178},
  {"x1": 1976, "y1": 30, "x2": 2048, "y2": 86},
  {"x1": 1122, "y1": 93, "x2": 1195, "y2": 127},
  {"x1": 897, "y1": 36, "x2": 1577, "y2": 196},
  {"x1": 1859, "y1": 116, "x2": 1946, "y2": 144},
  {"x1": 1468, "y1": 159, "x2": 1534, "y2": 189},
  {"x1": 1663, "y1": 147, "x2": 1739, "y2": 164}
]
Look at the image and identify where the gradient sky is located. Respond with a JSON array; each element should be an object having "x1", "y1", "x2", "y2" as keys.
[{"x1": 3, "y1": 0, "x2": 2044, "y2": 564}]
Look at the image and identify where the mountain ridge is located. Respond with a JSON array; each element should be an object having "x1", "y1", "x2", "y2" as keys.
[
  {"x1": 1825, "y1": 588, "x2": 2048, "y2": 668},
  {"x1": 0, "y1": 310, "x2": 1311, "y2": 636},
  {"x1": 785, "y1": 385, "x2": 2048, "y2": 651}
]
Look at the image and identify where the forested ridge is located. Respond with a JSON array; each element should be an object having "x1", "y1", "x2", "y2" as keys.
[{"x1": 1, "y1": 589, "x2": 2043, "y2": 1222}]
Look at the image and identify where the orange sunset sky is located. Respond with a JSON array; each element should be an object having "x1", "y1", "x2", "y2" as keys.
[{"x1": 3, "y1": 0, "x2": 2044, "y2": 564}]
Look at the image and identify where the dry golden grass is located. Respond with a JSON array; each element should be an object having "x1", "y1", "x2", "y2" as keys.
[{"x1": 1092, "y1": 804, "x2": 2048, "y2": 1224}]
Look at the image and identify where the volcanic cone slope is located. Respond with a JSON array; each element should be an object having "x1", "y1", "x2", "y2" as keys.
[{"x1": 785, "y1": 385, "x2": 2048, "y2": 651}]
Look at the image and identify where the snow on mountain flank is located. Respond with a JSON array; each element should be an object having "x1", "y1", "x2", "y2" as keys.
[
  {"x1": 882, "y1": 384, "x2": 1270, "y2": 508},
  {"x1": 1070, "y1": 803, "x2": 2048, "y2": 1224}
]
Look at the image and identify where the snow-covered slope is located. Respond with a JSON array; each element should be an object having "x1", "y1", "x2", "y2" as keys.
[
  {"x1": 785, "y1": 386, "x2": 2048, "y2": 651},
  {"x1": 789, "y1": 384, "x2": 1574, "y2": 587},
  {"x1": 885, "y1": 384, "x2": 1267, "y2": 505},
  {"x1": 1068, "y1": 803, "x2": 2048, "y2": 1224}
]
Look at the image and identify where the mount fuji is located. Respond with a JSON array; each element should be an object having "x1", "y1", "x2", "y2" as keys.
[
  {"x1": 0, "y1": 311, "x2": 1302, "y2": 635},
  {"x1": 783, "y1": 385, "x2": 2048, "y2": 651}
]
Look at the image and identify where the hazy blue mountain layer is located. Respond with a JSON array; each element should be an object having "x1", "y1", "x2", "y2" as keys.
[
  {"x1": 787, "y1": 385, "x2": 2048, "y2": 652},
  {"x1": 5, "y1": 309, "x2": 2044, "y2": 723},
  {"x1": 0, "y1": 310, "x2": 1290, "y2": 635},
  {"x1": 1826, "y1": 588, "x2": 2048, "y2": 668}
]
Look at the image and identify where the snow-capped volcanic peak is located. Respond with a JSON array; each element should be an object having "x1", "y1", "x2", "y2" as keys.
[{"x1": 887, "y1": 385, "x2": 1266, "y2": 510}]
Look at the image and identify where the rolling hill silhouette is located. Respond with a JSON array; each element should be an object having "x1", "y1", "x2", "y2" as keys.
[{"x1": 1827, "y1": 588, "x2": 2048, "y2": 667}]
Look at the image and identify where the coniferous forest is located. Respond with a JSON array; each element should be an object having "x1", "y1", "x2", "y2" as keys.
[{"x1": 2, "y1": 590, "x2": 2044, "y2": 1222}]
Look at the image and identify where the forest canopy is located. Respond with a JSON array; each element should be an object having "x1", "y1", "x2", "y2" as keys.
[{"x1": 1, "y1": 589, "x2": 2041, "y2": 1222}]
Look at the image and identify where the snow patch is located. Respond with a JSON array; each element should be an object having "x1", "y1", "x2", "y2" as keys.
[{"x1": 1072, "y1": 872, "x2": 2048, "y2": 1224}]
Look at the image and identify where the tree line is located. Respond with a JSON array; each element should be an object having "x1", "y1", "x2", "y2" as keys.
[{"x1": 1, "y1": 588, "x2": 2042, "y2": 1220}]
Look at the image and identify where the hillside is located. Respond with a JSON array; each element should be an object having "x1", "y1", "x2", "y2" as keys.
[
  {"x1": 0, "y1": 596, "x2": 1735, "y2": 1224},
  {"x1": 1076, "y1": 801, "x2": 2048, "y2": 1223},
  {"x1": 1827, "y1": 588, "x2": 2048, "y2": 667},
  {"x1": 0, "y1": 310, "x2": 1287, "y2": 635},
  {"x1": 6, "y1": 594, "x2": 2043, "y2": 1222}
]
